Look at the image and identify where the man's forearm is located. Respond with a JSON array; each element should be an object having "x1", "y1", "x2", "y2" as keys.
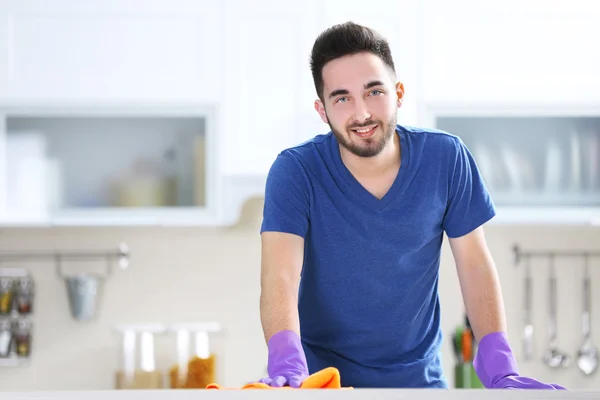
[
  {"x1": 457, "y1": 257, "x2": 507, "y2": 342},
  {"x1": 260, "y1": 276, "x2": 301, "y2": 343}
]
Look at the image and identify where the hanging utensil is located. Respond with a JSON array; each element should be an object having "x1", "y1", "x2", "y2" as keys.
[
  {"x1": 452, "y1": 333, "x2": 460, "y2": 362},
  {"x1": 577, "y1": 254, "x2": 598, "y2": 375},
  {"x1": 542, "y1": 255, "x2": 570, "y2": 368},
  {"x1": 57, "y1": 255, "x2": 112, "y2": 321},
  {"x1": 523, "y1": 256, "x2": 534, "y2": 361},
  {"x1": 454, "y1": 327, "x2": 464, "y2": 364},
  {"x1": 64, "y1": 273, "x2": 104, "y2": 321}
]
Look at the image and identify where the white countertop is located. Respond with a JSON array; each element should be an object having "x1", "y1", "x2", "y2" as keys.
[{"x1": 1, "y1": 389, "x2": 598, "y2": 400}]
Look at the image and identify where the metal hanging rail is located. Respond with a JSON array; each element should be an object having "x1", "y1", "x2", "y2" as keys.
[{"x1": 512, "y1": 244, "x2": 600, "y2": 266}]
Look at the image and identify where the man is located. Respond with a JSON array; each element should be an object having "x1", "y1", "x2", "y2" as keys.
[{"x1": 257, "y1": 22, "x2": 566, "y2": 390}]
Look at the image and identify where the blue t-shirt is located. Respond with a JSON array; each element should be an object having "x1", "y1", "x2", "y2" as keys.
[{"x1": 260, "y1": 124, "x2": 496, "y2": 388}]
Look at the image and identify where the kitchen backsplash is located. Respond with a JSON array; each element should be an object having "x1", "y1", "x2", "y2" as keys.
[{"x1": 0, "y1": 198, "x2": 599, "y2": 390}]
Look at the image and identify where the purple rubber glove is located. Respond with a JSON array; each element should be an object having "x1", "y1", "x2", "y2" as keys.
[
  {"x1": 258, "y1": 330, "x2": 309, "y2": 388},
  {"x1": 473, "y1": 331, "x2": 567, "y2": 390}
]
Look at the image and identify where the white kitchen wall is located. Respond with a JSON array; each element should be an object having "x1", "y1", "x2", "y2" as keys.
[{"x1": 0, "y1": 198, "x2": 599, "y2": 391}]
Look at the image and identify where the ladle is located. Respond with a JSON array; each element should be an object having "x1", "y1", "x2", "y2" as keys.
[
  {"x1": 542, "y1": 255, "x2": 570, "y2": 368},
  {"x1": 577, "y1": 254, "x2": 598, "y2": 375}
]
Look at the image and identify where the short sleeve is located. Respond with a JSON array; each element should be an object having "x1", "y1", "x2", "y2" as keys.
[
  {"x1": 260, "y1": 152, "x2": 310, "y2": 238},
  {"x1": 442, "y1": 137, "x2": 496, "y2": 238}
]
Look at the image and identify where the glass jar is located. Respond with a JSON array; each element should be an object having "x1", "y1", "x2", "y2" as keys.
[
  {"x1": 0, "y1": 277, "x2": 14, "y2": 315},
  {"x1": 13, "y1": 318, "x2": 32, "y2": 358},
  {"x1": 167, "y1": 322, "x2": 222, "y2": 389},
  {"x1": 113, "y1": 324, "x2": 166, "y2": 389},
  {"x1": 0, "y1": 318, "x2": 12, "y2": 357},
  {"x1": 15, "y1": 276, "x2": 34, "y2": 314}
]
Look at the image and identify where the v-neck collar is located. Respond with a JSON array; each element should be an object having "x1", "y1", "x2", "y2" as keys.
[{"x1": 329, "y1": 125, "x2": 411, "y2": 213}]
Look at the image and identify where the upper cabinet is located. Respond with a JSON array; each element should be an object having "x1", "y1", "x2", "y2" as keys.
[
  {"x1": 215, "y1": 0, "x2": 327, "y2": 224},
  {"x1": 0, "y1": 0, "x2": 223, "y2": 103},
  {"x1": 219, "y1": 0, "x2": 324, "y2": 178},
  {"x1": 428, "y1": 106, "x2": 600, "y2": 225},
  {"x1": 0, "y1": 105, "x2": 218, "y2": 226},
  {"x1": 419, "y1": 0, "x2": 600, "y2": 105},
  {"x1": 0, "y1": 1, "x2": 225, "y2": 227},
  {"x1": 419, "y1": 0, "x2": 600, "y2": 225}
]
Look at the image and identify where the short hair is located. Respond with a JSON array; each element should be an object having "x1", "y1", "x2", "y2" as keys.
[{"x1": 310, "y1": 21, "x2": 396, "y2": 100}]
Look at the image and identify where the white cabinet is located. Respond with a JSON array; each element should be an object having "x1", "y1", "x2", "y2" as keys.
[
  {"x1": 0, "y1": 3, "x2": 11, "y2": 99},
  {"x1": 216, "y1": 0, "x2": 326, "y2": 224},
  {"x1": 0, "y1": 0, "x2": 222, "y2": 103},
  {"x1": 419, "y1": 0, "x2": 600, "y2": 225},
  {"x1": 0, "y1": 104, "x2": 219, "y2": 226},
  {"x1": 0, "y1": 0, "x2": 228, "y2": 227},
  {"x1": 220, "y1": 0, "x2": 323, "y2": 177},
  {"x1": 419, "y1": 0, "x2": 600, "y2": 105},
  {"x1": 427, "y1": 105, "x2": 600, "y2": 225}
]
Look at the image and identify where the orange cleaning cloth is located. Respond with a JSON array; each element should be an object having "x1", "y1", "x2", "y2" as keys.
[{"x1": 206, "y1": 367, "x2": 352, "y2": 390}]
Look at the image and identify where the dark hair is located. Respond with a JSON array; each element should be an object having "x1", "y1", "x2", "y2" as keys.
[{"x1": 310, "y1": 21, "x2": 396, "y2": 100}]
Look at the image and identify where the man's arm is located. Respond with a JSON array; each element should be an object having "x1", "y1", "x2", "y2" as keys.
[
  {"x1": 257, "y1": 152, "x2": 311, "y2": 387},
  {"x1": 442, "y1": 138, "x2": 566, "y2": 389},
  {"x1": 448, "y1": 225, "x2": 507, "y2": 342},
  {"x1": 260, "y1": 231, "x2": 304, "y2": 343},
  {"x1": 449, "y1": 226, "x2": 567, "y2": 389}
]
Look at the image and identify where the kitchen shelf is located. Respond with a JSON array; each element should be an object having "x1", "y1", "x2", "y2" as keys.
[
  {"x1": 0, "y1": 104, "x2": 219, "y2": 226},
  {"x1": 424, "y1": 104, "x2": 600, "y2": 225}
]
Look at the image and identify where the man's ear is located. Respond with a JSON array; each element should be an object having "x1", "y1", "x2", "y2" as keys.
[
  {"x1": 395, "y1": 81, "x2": 405, "y2": 108},
  {"x1": 314, "y1": 99, "x2": 328, "y2": 123}
]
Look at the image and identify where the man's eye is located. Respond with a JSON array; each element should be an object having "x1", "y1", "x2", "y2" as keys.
[
  {"x1": 370, "y1": 89, "x2": 383, "y2": 96},
  {"x1": 336, "y1": 97, "x2": 348, "y2": 103}
]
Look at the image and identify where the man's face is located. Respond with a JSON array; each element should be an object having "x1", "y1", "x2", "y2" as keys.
[{"x1": 314, "y1": 52, "x2": 404, "y2": 158}]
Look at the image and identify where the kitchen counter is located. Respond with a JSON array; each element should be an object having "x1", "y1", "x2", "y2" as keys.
[{"x1": 1, "y1": 390, "x2": 598, "y2": 400}]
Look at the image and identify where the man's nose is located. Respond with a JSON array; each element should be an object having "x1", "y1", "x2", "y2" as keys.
[{"x1": 352, "y1": 99, "x2": 371, "y2": 122}]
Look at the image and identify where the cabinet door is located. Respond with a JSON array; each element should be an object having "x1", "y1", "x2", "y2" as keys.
[
  {"x1": 431, "y1": 110, "x2": 600, "y2": 225},
  {"x1": 321, "y1": 0, "x2": 420, "y2": 126},
  {"x1": 420, "y1": 0, "x2": 600, "y2": 105},
  {"x1": 0, "y1": 0, "x2": 222, "y2": 103},
  {"x1": 220, "y1": 0, "x2": 323, "y2": 176},
  {"x1": 0, "y1": 3, "x2": 10, "y2": 100},
  {"x1": 0, "y1": 107, "x2": 219, "y2": 227}
]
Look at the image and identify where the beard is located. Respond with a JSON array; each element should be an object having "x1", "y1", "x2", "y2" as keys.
[{"x1": 328, "y1": 112, "x2": 397, "y2": 158}]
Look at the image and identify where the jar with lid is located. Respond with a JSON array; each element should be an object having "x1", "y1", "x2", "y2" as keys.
[
  {"x1": 13, "y1": 318, "x2": 32, "y2": 358},
  {"x1": 0, "y1": 277, "x2": 14, "y2": 315},
  {"x1": 113, "y1": 324, "x2": 166, "y2": 389},
  {"x1": 0, "y1": 318, "x2": 13, "y2": 357},
  {"x1": 15, "y1": 277, "x2": 34, "y2": 314},
  {"x1": 167, "y1": 322, "x2": 223, "y2": 389}
]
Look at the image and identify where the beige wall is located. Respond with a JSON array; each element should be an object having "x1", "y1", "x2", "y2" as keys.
[{"x1": 0, "y1": 198, "x2": 599, "y2": 391}]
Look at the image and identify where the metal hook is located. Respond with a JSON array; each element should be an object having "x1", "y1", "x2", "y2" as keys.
[
  {"x1": 55, "y1": 254, "x2": 64, "y2": 279},
  {"x1": 513, "y1": 244, "x2": 521, "y2": 267}
]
